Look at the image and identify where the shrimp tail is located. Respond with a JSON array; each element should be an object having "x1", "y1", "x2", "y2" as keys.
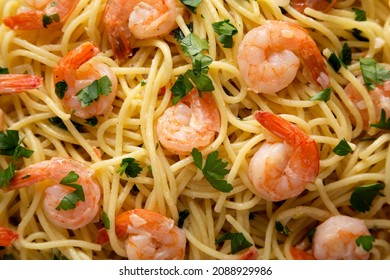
[
  {"x1": 300, "y1": 47, "x2": 330, "y2": 89},
  {"x1": 3, "y1": 11, "x2": 45, "y2": 30},
  {"x1": 0, "y1": 227, "x2": 18, "y2": 247},
  {"x1": 106, "y1": 23, "x2": 133, "y2": 62},
  {"x1": 0, "y1": 74, "x2": 43, "y2": 94}
]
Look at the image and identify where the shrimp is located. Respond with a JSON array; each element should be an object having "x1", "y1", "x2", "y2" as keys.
[
  {"x1": 2, "y1": 0, "x2": 77, "y2": 30},
  {"x1": 115, "y1": 209, "x2": 186, "y2": 260},
  {"x1": 290, "y1": 0, "x2": 338, "y2": 14},
  {"x1": 156, "y1": 89, "x2": 221, "y2": 155},
  {"x1": 0, "y1": 227, "x2": 18, "y2": 246},
  {"x1": 237, "y1": 20, "x2": 329, "y2": 94},
  {"x1": 53, "y1": 42, "x2": 118, "y2": 119},
  {"x1": 103, "y1": 0, "x2": 185, "y2": 61},
  {"x1": 0, "y1": 74, "x2": 43, "y2": 94},
  {"x1": 248, "y1": 111, "x2": 319, "y2": 201},
  {"x1": 312, "y1": 215, "x2": 370, "y2": 260},
  {"x1": 344, "y1": 76, "x2": 390, "y2": 129},
  {"x1": 2, "y1": 157, "x2": 101, "y2": 230}
]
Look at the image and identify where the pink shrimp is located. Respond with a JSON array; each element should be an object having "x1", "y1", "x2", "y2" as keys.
[
  {"x1": 103, "y1": 0, "x2": 185, "y2": 61},
  {"x1": 237, "y1": 20, "x2": 329, "y2": 94},
  {"x1": 2, "y1": 0, "x2": 77, "y2": 30},
  {"x1": 114, "y1": 209, "x2": 186, "y2": 260},
  {"x1": 156, "y1": 89, "x2": 221, "y2": 155},
  {"x1": 248, "y1": 111, "x2": 320, "y2": 201},
  {"x1": 0, "y1": 74, "x2": 43, "y2": 94},
  {"x1": 290, "y1": 0, "x2": 338, "y2": 14},
  {"x1": 344, "y1": 76, "x2": 390, "y2": 129},
  {"x1": 53, "y1": 42, "x2": 118, "y2": 119},
  {"x1": 313, "y1": 215, "x2": 371, "y2": 260},
  {"x1": 2, "y1": 157, "x2": 101, "y2": 230},
  {"x1": 0, "y1": 227, "x2": 18, "y2": 246}
]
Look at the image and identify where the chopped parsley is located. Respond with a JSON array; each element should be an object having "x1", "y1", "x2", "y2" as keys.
[
  {"x1": 55, "y1": 80, "x2": 68, "y2": 99},
  {"x1": 350, "y1": 182, "x2": 385, "y2": 213},
  {"x1": 181, "y1": 33, "x2": 209, "y2": 56},
  {"x1": 351, "y1": 28, "x2": 368, "y2": 42},
  {"x1": 360, "y1": 58, "x2": 390, "y2": 90},
  {"x1": 117, "y1": 157, "x2": 142, "y2": 178},
  {"x1": 42, "y1": 13, "x2": 60, "y2": 28},
  {"x1": 352, "y1": 7, "x2": 367, "y2": 21},
  {"x1": 212, "y1": 19, "x2": 238, "y2": 48},
  {"x1": 340, "y1": 42, "x2": 352, "y2": 66},
  {"x1": 48, "y1": 117, "x2": 85, "y2": 132},
  {"x1": 327, "y1": 52, "x2": 342, "y2": 72},
  {"x1": 333, "y1": 138, "x2": 352, "y2": 156},
  {"x1": 178, "y1": 209, "x2": 190, "y2": 228},
  {"x1": 55, "y1": 171, "x2": 85, "y2": 211},
  {"x1": 370, "y1": 109, "x2": 390, "y2": 130},
  {"x1": 309, "y1": 87, "x2": 332, "y2": 102},
  {"x1": 0, "y1": 67, "x2": 9, "y2": 74},
  {"x1": 76, "y1": 75, "x2": 112, "y2": 108},
  {"x1": 102, "y1": 211, "x2": 110, "y2": 229},
  {"x1": 215, "y1": 232, "x2": 253, "y2": 254},
  {"x1": 275, "y1": 221, "x2": 291, "y2": 236},
  {"x1": 356, "y1": 235, "x2": 375, "y2": 252},
  {"x1": 172, "y1": 22, "x2": 193, "y2": 42},
  {"x1": 180, "y1": 0, "x2": 202, "y2": 13},
  {"x1": 191, "y1": 148, "x2": 233, "y2": 193}
]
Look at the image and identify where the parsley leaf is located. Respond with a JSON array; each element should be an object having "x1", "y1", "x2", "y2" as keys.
[
  {"x1": 0, "y1": 67, "x2": 9, "y2": 74},
  {"x1": 350, "y1": 182, "x2": 384, "y2": 213},
  {"x1": 340, "y1": 42, "x2": 352, "y2": 66},
  {"x1": 185, "y1": 69, "x2": 214, "y2": 91},
  {"x1": 275, "y1": 221, "x2": 291, "y2": 236},
  {"x1": 0, "y1": 162, "x2": 16, "y2": 188},
  {"x1": 178, "y1": 209, "x2": 190, "y2": 228},
  {"x1": 215, "y1": 232, "x2": 253, "y2": 254},
  {"x1": 327, "y1": 52, "x2": 342, "y2": 72},
  {"x1": 352, "y1": 7, "x2": 367, "y2": 21},
  {"x1": 55, "y1": 171, "x2": 85, "y2": 211},
  {"x1": 333, "y1": 138, "x2": 352, "y2": 156},
  {"x1": 0, "y1": 130, "x2": 33, "y2": 159},
  {"x1": 48, "y1": 117, "x2": 85, "y2": 132},
  {"x1": 360, "y1": 58, "x2": 390, "y2": 90},
  {"x1": 171, "y1": 74, "x2": 194, "y2": 105},
  {"x1": 42, "y1": 13, "x2": 60, "y2": 28},
  {"x1": 102, "y1": 211, "x2": 110, "y2": 229},
  {"x1": 180, "y1": 0, "x2": 202, "y2": 13},
  {"x1": 172, "y1": 22, "x2": 193, "y2": 42},
  {"x1": 117, "y1": 157, "x2": 142, "y2": 178},
  {"x1": 212, "y1": 19, "x2": 238, "y2": 48},
  {"x1": 309, "y1": 87, "x2": 332, "y2": 102},
  {"x1": 181, "y1": 33, "x2": 209, "y2": 56},
  {"x1": 370, "y1": 109, "x2": 390, "y2": 130},
  {"x1": 55, "y1": 80, "x2": 68, "y2": 99},
  {"x1": 356, "y1": 235, "x2": 375, "y2": 252},
  {"x1": 191, "y1": 148, "x2": 233, "y2": 193},
  {"x1": 76, "y1": 75, "x2": 112, "y2": 108},
  {"x1": 351, "y1": 28, "x2": 368, "y2": 42}
]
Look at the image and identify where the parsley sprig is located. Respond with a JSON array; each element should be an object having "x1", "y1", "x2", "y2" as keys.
[
  {"x1": 0, "y1": 130, "x2": 34, "y2": 187},
  {"x1": 55, "y1": 171, "x2": 85, "y2": 211},
  {"x1": 333, "y1": 138, "x2": 353, "y2": 156},
  {"x1": 77, "y1": 75, "x2": 112, "y2": 107},
  {"x1": 350, "y1": 183, "x2": 384, "y2": 213},
  {"x1": 117, "y1": 157, "x2": 142, "y2": 178},
  {"x1": 356, "y1": 235, "x2": 375, "y2": 252},
  {"x1": 212, "y1": 19, "x2": 238, "y2": 48},
  {"x1": 360, "y1": 58, "x2": 390, "y2": 90},
  {"x1": 171, "y1": 33, "x2": 215, "y2": 104},
  {"x1": 191, "y1": 148, "x2": 233, "y2": 193}
]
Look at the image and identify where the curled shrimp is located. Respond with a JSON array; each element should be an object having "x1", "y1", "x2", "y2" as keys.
[
  {"x1": 53, "y1": 42, "x2": 118, "y2": 119},
  {"x1": 344, "y1": 75, "x2": 390, "y2": 129},
  {"x1": 248, "y1": 111, "x2": 320, "y2": 201},
  {"x1": 290, "y1": 0, "x2": 338, "y2": 14},
  {"x1": 103, "y1": 0, "x2": 185, "y2": 61},
  {"x1": 237, "y1": 20, "x2": 329, "y2": 94},
  {"x1": 0, "y1": 227, "x2": 18, "y2": 246},
  {"x1": 313, "y1": 215, "x2": 370, "y2": 260},
  {"x1": 115, "y1": 209, "x2": 186, "y2": 260},
  {"x1": 0, "y1": 74, "x2": 43, "y2": 94},
  {"x1": 2, "y1": 0, "x2": 77, "y2": 30},
  {"x1": 2, "y1": 157, "x2": 101, "y2": 230},
  {"x1": 156, "y1": 89, "x2": 221, "y2": 155}
]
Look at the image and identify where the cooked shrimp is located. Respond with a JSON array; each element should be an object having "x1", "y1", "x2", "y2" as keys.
[
  {"x1": 0, "y1": 227, "x2": 18, "y2": 246},
  {"x1": 2, "y1": 0, "x2": 77, "y2": 30},
  {"x1": 103, "y1": 0, "x2": 185, "y2": 61},
  {"x1": 313, "y1": 215, "x2": 370, "y2": 260},
  {"x1": 290, "y1": 0, "x2": 338, "y2": 13},
  {"x1": 344, "y1": 76, "x2": 390, "y2": 129},
  {"x1": 53, "y1": 42, "x2": 118, "y2": 119},
  {"x1": 2, "y1": 157, "x2": 101, "y2": 230},
  {"x1": 248, "y1": 111, "x2": 319, "y2": 201},
  {"x1": 237, "y1": 20, "x2": 329, "y2": 94},
  {"x1": 115, "y1": 209, "x2": 186, "y2": 260},
  {"x1": 156, "y1": 89, "x2": 221, "y2": 155},
  {"x1": 0, "y1": 74, "x2": 43, "y2": 94}
]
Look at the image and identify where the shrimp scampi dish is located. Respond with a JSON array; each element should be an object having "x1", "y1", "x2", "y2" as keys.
[{"x1": 1, "y1": 0, "x2": 390, "y2": 260}]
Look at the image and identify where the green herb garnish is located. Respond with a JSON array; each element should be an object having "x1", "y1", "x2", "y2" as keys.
[{"x1": 350, "y1": 183, "x2": 385, "y2": 213}]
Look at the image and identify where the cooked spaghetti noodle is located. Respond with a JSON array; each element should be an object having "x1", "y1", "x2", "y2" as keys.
[{"x1": 0, "y1": 0, "x2": 390, "y2": 260}]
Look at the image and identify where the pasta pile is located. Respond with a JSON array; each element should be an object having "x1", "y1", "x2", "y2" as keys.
[{"x1": 0, "y1": 0, "x2": 390, "y2": 260}]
